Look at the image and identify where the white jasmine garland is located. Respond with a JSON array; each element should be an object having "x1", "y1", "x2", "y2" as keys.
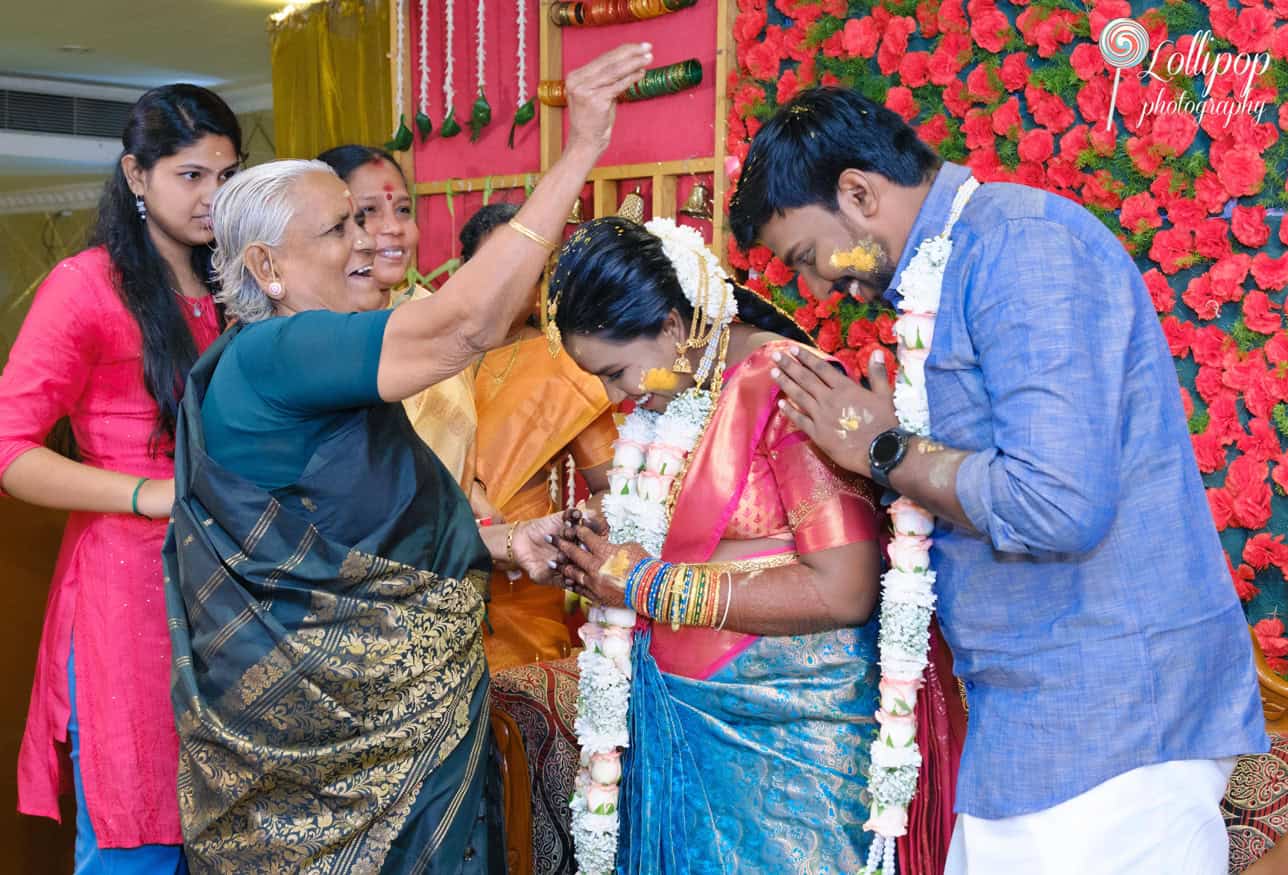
[
  {"x1": 515, "y1": 0, "x2": 528, "y2": 107},
  {"x1": 442, "y1": 0, "x2": 455, "y2": 112},
  {"x1": 417, "y1": 0, "x2": 429, "y2": 120},
  {"x1": 392, "y1": 0, "x2": 407, "y2": 139},
  {"x1": 475, "y1": 0, "x2": 485, "y2": 92},
  {"x1": 572, "y1": 221, "x2": 730, "y2": 875},
  {"x1": 861, "y1": 176, "x2": 979, "y2": 875}
]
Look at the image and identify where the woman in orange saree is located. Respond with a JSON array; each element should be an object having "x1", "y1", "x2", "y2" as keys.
[
  {"x1": 458, "y1": 204, "x2": 618, "y2": 671},
  {"x1": 543, "y1": 218, "x2": 964, "y2": 873}
]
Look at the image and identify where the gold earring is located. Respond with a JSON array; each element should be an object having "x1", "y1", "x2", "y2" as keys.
[{"x1": 672, "y1": 342, "x2": 693, "y2": 374}]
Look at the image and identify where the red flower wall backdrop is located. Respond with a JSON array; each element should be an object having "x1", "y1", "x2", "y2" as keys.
[{"x1": 725, "y1": 0, "x2": 1288, "y2": 668}]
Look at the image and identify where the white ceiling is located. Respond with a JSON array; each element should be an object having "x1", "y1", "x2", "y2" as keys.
[{"x1": 1, "y1": 0, "x2": 282, "y2": 181}]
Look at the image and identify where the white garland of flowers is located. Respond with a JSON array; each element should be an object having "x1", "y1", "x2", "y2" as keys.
[
  {"x1": 442, "y1": 0, "x2": 455, "y2": 112},
  {"x1": 860, "y1": 175, "x2": 979, "y2": 875},
  {"x1": 515, "y1": 0, "x2": 528, "y2": 107},
  {"x1": 418, "y1": 0, "x2": 430, "y2": 122},
  {"x1": 474, "y1": 0, "x2": 485, "y2": 92},
  {"x1": 570, "y1": 218, "x2": 736, "y2": 875}
]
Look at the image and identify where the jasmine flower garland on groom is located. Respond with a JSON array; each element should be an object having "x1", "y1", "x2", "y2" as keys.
[{"x1": 730, "y1": 86, "x2": 1267, "y2": 875}]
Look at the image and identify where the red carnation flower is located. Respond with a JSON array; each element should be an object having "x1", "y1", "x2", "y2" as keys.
[
  {"x1": 970, "y1": 6, "x2": 1012, "y2": 52},
  {"x1": 918, "y1": 115, "x2": 952, "y2": 148},
  {"x1": 1180, "y1": 387, "x2": 1194, "y2": 419},
  {"x1": 1183, "y1": 273, "x2": 1224, "y2": 320},
  {"x1": 748, "y1": 245, "x2": 773, "y2": 272},
  {"x1": 1163, "y1": 198, "x2": 1204, "y2": 234},
  {"x1": 1195, "y1": 219, "x2": 1234, "y2": 261},
  {"x1": 1076, "y1": 74, "x2": 1112, "y2": 125},
  {"x1": 1017, "y1": 128, "x2": 1055, "y2": 164},
  {"x1": 794, "y1": 305, "x2": 819, "y2": 332},
  {"x1": 1140, "y1": 9, "x2": 1169, "y2": 48},
  {"x1": 821, "y1": 0, "x2": 847, "y2": 15},
  {"x1": 1254, "y1": 618, "x2": 1288, "y2": 673},
  {"x1": 1161, "y1": 314, "x2": 1195, "y2": 355},
  {"x1": 966, "y1": 64, "x2": 1002, "y2": 104},
  {"x1": 1239, "y1": 417, "x2": 1283, "y2": 464},
  {"x1": 917, "y1": 1, "x2": 941, "y2": 38},
  {"x1": 1232, "y1": 5, "x2": 1275, "y2": 52},
  {"x1": 1244, "y1": 532, "x2": 1288, "y2": 571},
  {"x1": 1215, "y1": 146, "x2": 1268, "y2": 197},
  {"x1": 1244, "y1": 290, "x2": 1282, "y2": 334},
  {"x1": 847, "y1": 319, "x2": 878, "y2": 349},
  {"x1": 1234, "y1": 477, "x2": 1274, "y2": 530},
  {"x1": 992, "y1": 97, "x2": 1023, "y2": 139},
  {"x1": 1193, "y1": 325, "x2": 1234, "y2": 368},
  {"x1": 1045, "y1": 156, "x2": 1083, "y2": 191},
  {"x1": 1070, "y1": 43, "x2": 1106, "y2": 80},
  {"x1": 734, "y1": 9, "x2": 767, "y2": 43},
  {"x1": 1207, "y1": 485, "x2": 1235, "y2": 530},
  {"x1": 1273, "y1": 22, "x2": 1288, "y2": 60},
  {"x1": 820, "y1": 31, "x2": 847, "y2": 59},
  {"x1": 744, "y1": 31, "x2": 784, "y2": 79},
  {"x1": 744, "y1": 276, "x2": 769, "y2": 298},
  {"x1": 1027, "y1": 84, "x2": 1076, "y2": 132},
  {"x1": 1000, "y1": 53, "x2": 1030, "y2": 91},
  {"x1": 943, "y1": 80, "x2": 972, "y2": 118},
  {"x1": 1152, "y1": 229, "x2": 1198, "y2": 276},
  {"x1": 1209, "y1": 393, "x2": 1244, "y2": 441},
  {"x1": 1232, "y1": 205, "x2": 1271, "y2": 248},
  {"x1": 1081, "y1": 170, "x2": 1122, "y2": 210},
  {"x1": 1015, "y1": 161, "x2": 1045, "y2": 188},
  {"x1": 885, "y1": 86, "x2": 919, "y2": 122},
  {"x1": 1231, "y1": 560, "x2": 1260, "y2": 602},
  {"x1": 938, "y1": 0, "x2": 968, "y2": 34},
  {"x1": 1194, "y1": 171, "x2": 1233, "y2": 215},
  {"x1": 764, "y1": 257, "x2": 794, "y2": 287},
  {"x1": 1147, "y1": 270, "x2": 1178, "y2": 314},
  {"x1": 877, "y1": 16, "x2": 916, "y2": 75},
  {"x1": 1088, "y1": 0, "x2": 1132, "y2": 39},
  {"x1": 1266, "y1": 331, "x2": 1288, "y2": 365},
  {"x1": 841, "y1": 17, "x2": 881, "y2": 59},
  {"x1": 1253, "y1": 254, "x2": 1288, "y2": 291},
  {"x1": 900, "y1": 51, "x2": 932, "y2": 88},
  {"x1": 1190, "y1": 430, "x2": 1231, "y2": 471},
  {"x1": 817, "y1": 317, "x2": 841, "y2": 353},
  {"x1": 1209, "y1": 253, "x2": 1252, "y2": 302},
  {"x1": 1034, "y1": 9, "x2": 1078, "y2": 57},
  {"x1": 967, "y1": 144, "x2": 1005, "y2": 182},
  {"x1": 875, "y1": 313, "x2": 897, "y2": 345},
  {"x1": 1121, "y1": 192, "x2": 1162, "y2": 234},
  {"x1": 777, "y1": 69, "x2": 802, "y2": 104},
  {"x1": 963, "y1": 109, "x2": 996, "y2": 149},
  {"x1": 1274, "y1": 452, "x2": 1288, "y2": 499},
  {"x1": 1151, "y1": 112, "x2": 1199, "y2": 157}
]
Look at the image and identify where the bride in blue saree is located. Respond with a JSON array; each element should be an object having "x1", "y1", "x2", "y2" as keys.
[{"x1": 162, "y1": 45, "x2": 654, "y2": 874}]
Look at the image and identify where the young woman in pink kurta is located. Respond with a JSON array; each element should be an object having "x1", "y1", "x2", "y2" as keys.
[{"x1": 0, "y1": 85, "x2": 240, "y2": 871}]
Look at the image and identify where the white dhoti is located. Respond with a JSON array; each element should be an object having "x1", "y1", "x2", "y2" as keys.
[{"x1": 944, "y1": 758, "x2": 1237, "y2": 875}]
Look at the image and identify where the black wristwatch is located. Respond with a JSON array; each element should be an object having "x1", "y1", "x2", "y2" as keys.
[{"x1": 868, "y1": 427, "x2": 913, "y2": 490}]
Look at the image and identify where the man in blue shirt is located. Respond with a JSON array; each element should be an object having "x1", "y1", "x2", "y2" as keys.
[{"x1": 730, "y1": 87, "x2": 1267, "y2": 873}]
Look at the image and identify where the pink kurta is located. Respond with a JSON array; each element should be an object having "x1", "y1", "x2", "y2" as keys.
[{"x1": 0, "y1": 246, "x2": 221, "y2": 847}]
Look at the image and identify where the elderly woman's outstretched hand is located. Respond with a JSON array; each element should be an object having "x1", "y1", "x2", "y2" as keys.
[{"x1": 564, "y1": 43, "x2": 653, "y2": 157}]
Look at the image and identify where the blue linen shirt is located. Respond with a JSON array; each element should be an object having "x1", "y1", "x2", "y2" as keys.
[{"x1": 887, "y1": 161, "x2": 1268, "y2": 819}]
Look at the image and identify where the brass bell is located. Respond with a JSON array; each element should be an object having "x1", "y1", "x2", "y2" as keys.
[
  {"x1": 567, "y1": 197, "x2": 584, "y2": 225},
  {"x1": 617, "y1": 187, "x2": 645, "y2": 224},
  {"x1": 679, "y1": 180, "x2": 713, "y2": 220}
]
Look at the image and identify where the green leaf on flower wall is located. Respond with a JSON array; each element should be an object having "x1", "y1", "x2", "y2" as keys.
[
  {"x1": 997, "y1": 138, "x2": 1020, "y2": 170},
  {"x1": 1232, "y1": 318, "x2": 1273, "y2": 353},
  {"x1": 1189, "y1": 410, "x2": 1210, "y2": 435},
  {"x1": 1273, "y1": 403, "x2": 1288, "y2": 439}
]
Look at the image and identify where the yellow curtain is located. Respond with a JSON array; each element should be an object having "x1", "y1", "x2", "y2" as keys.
[
  {"x1": 269, "y1": 0, "x2": 392, "y2": 160},
  {"x1": 0, "y1": 208, "x2": 97, "y2": 369}
]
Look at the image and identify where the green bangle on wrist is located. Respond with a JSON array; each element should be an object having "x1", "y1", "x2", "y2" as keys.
[{"x1": 131, "y1": 477, "x2": 149, "y2": 518}]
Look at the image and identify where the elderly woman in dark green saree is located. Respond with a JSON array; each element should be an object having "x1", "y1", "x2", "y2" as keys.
[{"x1": 161, "y1": 45, "x2": 653, "y2": 874}]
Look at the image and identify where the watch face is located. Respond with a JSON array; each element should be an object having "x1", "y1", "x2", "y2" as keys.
[{"x1": 872, "y1": 431, "x2": 901, "y2": 467}]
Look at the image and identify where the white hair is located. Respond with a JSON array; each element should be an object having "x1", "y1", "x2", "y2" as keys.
[{"x1": 211, "y1": 159, "x2": 336, "y2": 324}]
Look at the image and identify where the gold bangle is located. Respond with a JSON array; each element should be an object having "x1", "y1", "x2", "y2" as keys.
[
  {"x1": 505, "y1": 521, "x2": 520, "y2": 566},
  {"x1": 707, "y1": 552, "x2": 798, "y2": 574},
  {"x1": 507, "y1": 218, "x2": 559, "y2": 252}
]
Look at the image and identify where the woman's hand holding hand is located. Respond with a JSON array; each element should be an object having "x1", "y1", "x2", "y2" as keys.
[
  {"x1": 509, "y1": 514, "x2": 565, "y2": 584},
  {"x1": 553, "y1": 510, "x2": 647, "y2": 610}
]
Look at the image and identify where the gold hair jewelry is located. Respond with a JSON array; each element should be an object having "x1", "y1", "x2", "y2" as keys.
[{"x1": 507, "y1": 218, "x2": 558, "y2": 251}]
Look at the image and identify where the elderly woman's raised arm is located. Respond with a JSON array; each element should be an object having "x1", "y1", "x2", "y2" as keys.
[{"x1": 376, "y1": 44, "x2": 652, "y2": 403}]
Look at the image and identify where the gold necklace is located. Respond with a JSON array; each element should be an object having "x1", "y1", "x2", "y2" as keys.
[{"x1": 484, "y1": 342, "x2": 523, "y2": 389}]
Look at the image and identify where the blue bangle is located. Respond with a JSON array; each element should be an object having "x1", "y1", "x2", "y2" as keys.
[{"x1": 623, "y1": 558, "x2": 650, "y2": 611}]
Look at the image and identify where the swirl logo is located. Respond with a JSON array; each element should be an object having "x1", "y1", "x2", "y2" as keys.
[{"x1": 1099, "y1": 17, "x2": 1149, "y2": 69}]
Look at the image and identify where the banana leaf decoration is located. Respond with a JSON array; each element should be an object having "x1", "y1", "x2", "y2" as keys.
[
  {"x1": 384, "y1": 114, "x2": 414, "y2": 152},
  {"x1": 507, "y1": 98, "x2": 535, "y2": 149},
  {"x1": 469, "y1": 88, "x2": 492, "y2": 142},
  {"x1": 415, "y1": 110, "x2": 433, "y2": 139},
  {"x1": 441, "y1": 108, "x2": 462, "y2": 138}
]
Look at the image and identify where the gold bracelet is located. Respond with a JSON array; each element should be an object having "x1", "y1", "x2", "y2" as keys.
[
  {"x1": 505, "y1": 521, "x2": 520, "y2": 566},
  {"x1": 507, "y1": 218, "x2": 559, "y2": 252},
  {"x1": 707, "y1": 552, "x2": 798, "y2": 574}
]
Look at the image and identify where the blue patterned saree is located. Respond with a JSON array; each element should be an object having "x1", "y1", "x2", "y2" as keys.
[
  {"x1": 616, "y1": 343, "x2": 883, "y2": 873},
  {"x1": 163, "y1": 328, "x2": 503, "y2": 874}
]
